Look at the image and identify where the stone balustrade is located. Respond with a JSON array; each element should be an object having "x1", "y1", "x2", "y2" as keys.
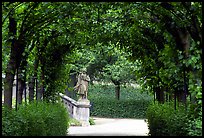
[{"x1": 59, "y1": 93, "x2": 91, "y2": 126}]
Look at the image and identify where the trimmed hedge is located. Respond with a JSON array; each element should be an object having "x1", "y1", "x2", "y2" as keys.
[
  {"x1": 2, "y1": 101, "x2": 70, "y2": 136},
  {"x1": 89, "y1": 84, "x2": 153, "y2": 118}
]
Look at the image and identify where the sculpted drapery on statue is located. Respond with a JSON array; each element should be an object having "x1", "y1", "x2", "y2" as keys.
[{"x1": 74, "y1": 68, "x2": 90, "y2": 100}]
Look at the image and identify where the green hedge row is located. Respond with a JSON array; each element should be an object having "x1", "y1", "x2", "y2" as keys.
[
  {"x1": 90, "y1": 98, "x2": 151, "y2": 118},
  {"x1": 89, "y1": 84, "x2": 153, "y2": 118},
  {"x1": 2, "y1": 101, "x2": 70, "y2": 136},
  {"x1": 146, "y1": 101, "x2": 202, "y2": 136}
]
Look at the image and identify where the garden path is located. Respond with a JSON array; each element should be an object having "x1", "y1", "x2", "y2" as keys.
[{"x1": 67, "y1": 117, "x2": 149, "y2": 136}]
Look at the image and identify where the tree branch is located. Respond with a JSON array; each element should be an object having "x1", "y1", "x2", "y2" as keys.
[{"x1": 2, "y1": 2, "x2": 24, "y2": 25}]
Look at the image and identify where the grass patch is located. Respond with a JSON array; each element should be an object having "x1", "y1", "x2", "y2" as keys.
[
  {"x1": 69, "y1": 118, "x2": 82, "y2": 126},
  {"x1": 69, "y1": 117, "x2": 95, "y2": 126}
]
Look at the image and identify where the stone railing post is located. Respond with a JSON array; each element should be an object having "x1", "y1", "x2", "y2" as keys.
[
  {"x1": 75, "y1": 99, "x2": 90, "y2": 126},
  {"x1": 59, "y1": 93, "x2": 91, "y2": 127}
]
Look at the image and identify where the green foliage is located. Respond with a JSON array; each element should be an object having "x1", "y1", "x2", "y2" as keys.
[
  {"x1": 102, "y1": 46, "x2": 137, "y2": 84},
  {"x1": 2, "y1": 3, "x2": 201, "y2": 136},
  {"x1": 89, "y1": 117, "x2": 96, "y2": 125},
  {"x1": 158, "y1": 45, "x2": 183, "y2": 91},
  {"x1": 89, "y1": 83, "x2": 153, "y2": 118},
  {"x1": 185, "y1": 95, "x2": 202, "y2": 136},
  {"x1": 68, "y1": 116, "x2": 95, "y2": 126},
  {"x1": 69, "y1": 118, "x2": 82, "y2": 126},
  {"x1": 44, "y1": 62, "x2": 71, "y2": 102},
  {"x1": 146, "y1": 101, "x2": 202, "y2": 136},
  {"x1": 2, "y1": 101, "x2": 70, "y2": 136},
  {"x1": 2, "y1": 106, "x2": 23, "y2": 136},
  {"x1": 186, "y1": 109, "x2": 202, "y2": 136}
]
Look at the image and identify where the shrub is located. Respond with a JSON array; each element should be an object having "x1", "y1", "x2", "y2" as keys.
[
  {"x1": 2, "y1": 106, "x2": 25, "y2": 136},
  {"x1": 146, "y1": 101, "x2": 189, "y2": 136},
  {"x1": 185, "y1": 106, "x2": 202, "y2": 136},
  {"x1": 2, "y1": 101, "x2": 70, "y2": 136}
]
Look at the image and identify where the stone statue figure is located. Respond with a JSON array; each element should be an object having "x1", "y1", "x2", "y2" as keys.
[{"x1": 74, "y1": 68, "x2": 90, "y2": 100}]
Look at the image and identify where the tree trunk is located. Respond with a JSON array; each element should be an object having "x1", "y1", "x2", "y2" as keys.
[
  {"x1": 165, "y1": 92, "x2": 168, "y2": 102},
  {"x1": 38, "y1": 64, "x2": 45, "y2": 101},
  {"x1": 4, "y1": 11, "x2": 27, "y2": 108},
  {"x1": 4, "y1": 13, "x2": 17, "y2": 109},
  {"x1": 115, "y1": 84, "x2": 120, "y2": 100},
  {"x1": 4, "y1": 67, "x2": 15, "y2": 108},
  {"x1": 28, "y1": 58, "x2": 39, "y2": 102},
  {"x1": 37, "y1": 87, "x2": 42, "y2": 101},
  {"x1": 17, "y1": 66, "x2": 27, "y2": 105},
  {"x1": 164, "y1": 16, "x2": 190, "y2": 104},
  {"x1": 178, "y1": 29, "x2": 190, "y2": 104},
  {"x1": 111, "y1": 79, "x2": 121, "y2": 100},
  {"x1": 175, "y1": 89, "x2": 184, "y2": 105},
  {"x1": 17, "y1": 49, "x2": 29, "y2": 104},
  {"x1": 155, "y1": 86, "x2": 164, "y2": 104},
  {"x1": 28, "y1": 77, "x2": 35, "y2": 102},
  {"x1": 17, "y1": 72, "x2": 24, "y2": 104}
]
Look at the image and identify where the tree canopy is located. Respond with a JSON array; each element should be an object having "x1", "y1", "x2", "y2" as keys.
[{"x1": 2, "y1": 2, "x2": 202, "y2": 113}]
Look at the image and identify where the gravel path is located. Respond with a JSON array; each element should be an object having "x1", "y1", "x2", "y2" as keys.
[{"x1": 68, "y1": 117, "x2": 149, "y2": 136}]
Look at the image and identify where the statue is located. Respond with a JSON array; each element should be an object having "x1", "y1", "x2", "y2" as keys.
[{"x1": 74, "y1": 68, "x2": 90, "y2": 100}]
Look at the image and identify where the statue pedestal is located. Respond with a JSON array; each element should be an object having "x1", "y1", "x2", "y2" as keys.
[{"x1": 76, "y1": 99, "x2": 91, "y2": 127}]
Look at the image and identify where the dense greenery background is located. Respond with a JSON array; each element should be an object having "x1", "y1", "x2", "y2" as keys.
[{"x1": 2, "y1": 2, "x2": 202, "y2": 136}]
